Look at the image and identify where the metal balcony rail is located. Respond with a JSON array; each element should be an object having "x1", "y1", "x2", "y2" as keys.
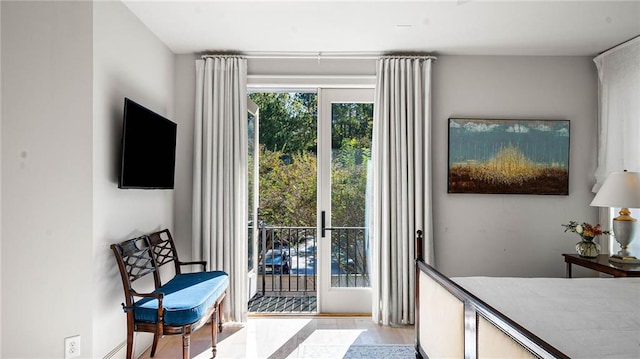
[
  {"x1": 250, "y1": 225, "x2": 369, "y2": 297},
  {"x1": 330, "y1": 226, "x2": 370, "y2": 288}
]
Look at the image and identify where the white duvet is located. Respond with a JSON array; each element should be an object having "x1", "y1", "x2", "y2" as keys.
[{"x1": 452, "y1": 277, "x2": 640, "y2": 359}]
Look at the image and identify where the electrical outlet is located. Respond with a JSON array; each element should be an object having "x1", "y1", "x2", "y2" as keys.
[{"x1": 64, "y1": 335, "x2": 81, "y2": 359}]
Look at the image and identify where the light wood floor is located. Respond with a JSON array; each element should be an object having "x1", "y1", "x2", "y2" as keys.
[{"x1": 138, "y1": 316, "x2": 414, "y2": 359}]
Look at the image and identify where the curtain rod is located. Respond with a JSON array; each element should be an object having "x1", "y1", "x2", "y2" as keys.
[{"x1": 201, "y1": 52, "x2": 436, "y2": 61}]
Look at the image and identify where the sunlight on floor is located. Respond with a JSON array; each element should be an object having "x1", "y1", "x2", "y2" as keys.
[
  {"x1": 193, "y1": 318, "x2": 314, "y2": 359},
  {"x1": 286, "y1": 329, "x2": 365, "y2": 359},
  {"x1": 297, "y1": 329, "x2": 365, "y2": 346},
  {"x1": 147, "y1": 316, "x2": 414, "y2": 359}
]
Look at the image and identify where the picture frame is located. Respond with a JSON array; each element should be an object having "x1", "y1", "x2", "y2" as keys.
[{"x1": 448, "y1": 118, "x2": 570, "y2": 195}]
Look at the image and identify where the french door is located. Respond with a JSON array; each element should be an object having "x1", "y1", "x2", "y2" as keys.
[
  {"x1": 248, "y1": 89, "x2": 373, "y2": 314},
  {"x1": 317, "y1": 88, "x2": 374, "y2": 313}
]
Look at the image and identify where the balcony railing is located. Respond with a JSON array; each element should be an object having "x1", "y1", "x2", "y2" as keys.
[{"x1": 251, "y1": 225, "x2": 369, "y2": 297}]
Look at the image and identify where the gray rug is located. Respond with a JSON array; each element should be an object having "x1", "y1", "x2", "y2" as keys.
[{"x1": 299, "y1": 344, "x2": 414, "y2": 358}]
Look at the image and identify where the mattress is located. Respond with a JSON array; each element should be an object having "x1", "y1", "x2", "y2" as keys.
[{"x1": 452, "y1": 277, "x2": 640, "y2": 359}]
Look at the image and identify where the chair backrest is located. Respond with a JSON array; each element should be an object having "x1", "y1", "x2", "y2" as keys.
[
  {"x1": 111, "y1": 235, "x2": 162, "y2": 307},
  {"x1": 147, "y1": 229, "x2": 183, "y2": 275}
]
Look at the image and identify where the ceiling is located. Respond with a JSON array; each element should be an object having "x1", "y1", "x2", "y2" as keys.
[{"x1": 122, "y1": 0, "x2": 640, "y2": 56}]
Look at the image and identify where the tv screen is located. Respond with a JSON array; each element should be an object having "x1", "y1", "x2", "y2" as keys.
[{"x1": 119, "y1": 98, "x2": 177, "y2": 189}]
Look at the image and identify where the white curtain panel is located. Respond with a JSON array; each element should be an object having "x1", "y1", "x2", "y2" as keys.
[
  {"x1": 371, "y1": 57, "x2": 435, "y2": 326},
  {"x1": 592, "y1": 36, "x2": 640, "y2": 191},
  {"x1": 593, "y1": 36, "x2": 640, "y2": 255},
  {"x1": 193, "y1": 56, "x2": 248, "y2": 322}
]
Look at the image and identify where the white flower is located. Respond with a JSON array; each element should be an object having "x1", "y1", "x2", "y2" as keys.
[{"x1": 575, "y1": 225, "x2": 583, "y2": 234}]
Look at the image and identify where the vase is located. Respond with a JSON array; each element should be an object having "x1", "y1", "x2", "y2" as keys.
[{"x1": 576, "y1": 237, "x2": 600, "y2": 258}]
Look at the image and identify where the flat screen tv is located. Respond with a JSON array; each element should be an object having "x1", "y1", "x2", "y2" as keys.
[{"x1": 119, "y1": 98, "x2": 177, "y2": 189}]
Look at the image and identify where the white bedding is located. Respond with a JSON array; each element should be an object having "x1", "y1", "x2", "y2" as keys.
[{"x1": 452, "y1": 277, "x2": 640, "y2": 359}]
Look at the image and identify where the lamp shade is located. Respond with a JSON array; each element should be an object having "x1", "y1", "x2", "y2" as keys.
[{"x1": 590, "y1": 171, "x2": 640, "y2": 208}]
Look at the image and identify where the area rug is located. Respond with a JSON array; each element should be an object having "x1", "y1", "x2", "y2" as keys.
[{"x1": 299, "y1": 344, "x2": 414, "y2": 358}]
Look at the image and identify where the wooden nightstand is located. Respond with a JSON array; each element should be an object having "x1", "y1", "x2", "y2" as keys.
[{"x1": 563, "y1": 254, "x2": 640, "y2": 278}]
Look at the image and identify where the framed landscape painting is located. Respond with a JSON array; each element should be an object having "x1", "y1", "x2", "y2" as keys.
[{"x1": 448, "y1": 118, "x2": 569, "y2": 195}]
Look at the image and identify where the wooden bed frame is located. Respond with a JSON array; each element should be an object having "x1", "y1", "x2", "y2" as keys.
[{"x1": 414, "y1": 230, "x2": 570, "y2": 359}]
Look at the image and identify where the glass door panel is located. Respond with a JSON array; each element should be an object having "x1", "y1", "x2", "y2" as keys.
[{"x1": 330, "y1": 102, "x2": 373, "y2": 288}]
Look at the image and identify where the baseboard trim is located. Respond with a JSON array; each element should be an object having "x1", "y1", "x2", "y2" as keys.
[{"x1": 103, "y1": 341, "x2": 126, "y2": 359}]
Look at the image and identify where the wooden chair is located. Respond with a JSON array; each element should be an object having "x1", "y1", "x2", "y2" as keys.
[{"x1": 111, "y1": 230, "x2": 228, "y2": 359}]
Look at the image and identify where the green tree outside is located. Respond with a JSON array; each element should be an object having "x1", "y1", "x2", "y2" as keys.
[{"x1": 250, "y1": 92, "x2": 317, "y2": 154}]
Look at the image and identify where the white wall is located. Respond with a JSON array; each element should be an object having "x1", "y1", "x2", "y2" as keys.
[
  {"x1": 1, "y1": 1, "x2": 94, "y2": 357},
  {"x1": 173, "y1": 54, "x2": 198, "y2": 262},
  {"x1": 93, "y1": 1, "x2": 176, "y2": 358},
  {"x1": 432, "y1": 56, "x2": 599, "y2": 278},
  {"x1": 0, "y1": 1, "x2": 177, "y2": 357}
]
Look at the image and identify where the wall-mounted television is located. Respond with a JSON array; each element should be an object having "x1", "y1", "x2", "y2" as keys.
[{"x1": 119, "y1": 98, "x2": 177, "y2": 189}]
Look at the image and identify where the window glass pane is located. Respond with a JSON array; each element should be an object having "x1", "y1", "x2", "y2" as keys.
[{"x1": 330, "y1": 102, "x2": 373, "y2": 288}]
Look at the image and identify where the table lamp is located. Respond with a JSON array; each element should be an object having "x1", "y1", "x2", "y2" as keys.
[{"x1": 590, "y1": 170, "x2": 640, "y2": 260}]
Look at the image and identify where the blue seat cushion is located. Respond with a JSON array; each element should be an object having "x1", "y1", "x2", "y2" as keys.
[{"x1": 134, "y1": 271, "x2": 229, "y2": 326}]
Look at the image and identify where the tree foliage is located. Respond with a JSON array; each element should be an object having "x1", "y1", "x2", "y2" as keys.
[
  {"x1": 331, "y1": 103, "x2": 373, "y2": 151},
  {"x1": 249, "y1": 92, "x2": 317, "y2": 154},
  {"x1": 257, "y1": 149, "x2": 317, "y2": 227}
]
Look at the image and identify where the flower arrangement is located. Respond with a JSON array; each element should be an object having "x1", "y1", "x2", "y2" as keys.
[{"x1": 562, "y1": 221, "x2": 611, "y2": 241}]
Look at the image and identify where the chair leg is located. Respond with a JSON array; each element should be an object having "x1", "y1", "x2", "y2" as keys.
[
  {"x1": 151, "y1": 324, "x2": 162, "y2": 358},
  {"x1": 126, "y1": 325, "x2": 134, "y2": 359},
  {"x1": 211, "y1": 312, "x2": 218, "y2": 358},
  {"x1": 182, "y1": 328, "x2": 191, "y2": 359},
  {"x1": 150, "y1": 331, "x2": 160, "y2": 357},
  {"x1": 217, "y1": 301, "x2": 224, "y2": 333}
]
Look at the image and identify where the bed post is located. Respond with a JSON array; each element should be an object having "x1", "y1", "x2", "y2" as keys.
[
  {"x1": 415, "y1": 230, "x2": 423, "y2": 359},
  {"x1": 416, "y1": 230, "x2": 423, "y2": 262}
]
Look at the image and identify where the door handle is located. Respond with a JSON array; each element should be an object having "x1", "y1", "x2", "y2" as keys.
[{"x1": 321, "y1": 211, "x2": 333, "y2": 238}]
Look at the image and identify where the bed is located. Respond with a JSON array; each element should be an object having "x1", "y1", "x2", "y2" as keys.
[{"x1": 414, "y1": 232, "x2": 640, "y2": 359}]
